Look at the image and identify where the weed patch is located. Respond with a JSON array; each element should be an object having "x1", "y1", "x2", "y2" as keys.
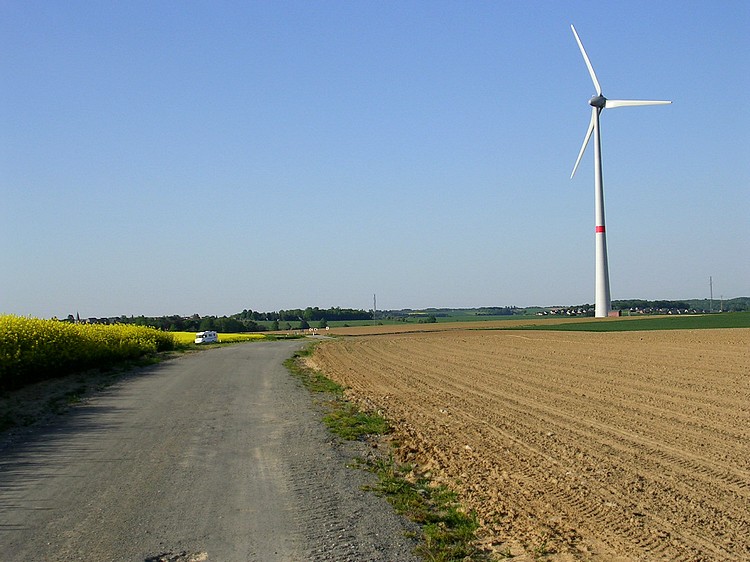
[
  {"x1": 364, "y1": 456, "x2": 484, "y2": 561},
  {"x1": 323, "y1": 402, "x2": 390, "y2": 440}
]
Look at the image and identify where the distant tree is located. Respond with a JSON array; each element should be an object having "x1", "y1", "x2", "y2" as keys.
[
  {"x1": 215, "y1": 316, "x2": 246, "y2": 333},
  {"x1": 318, "y1": 318, "x2": 328, "y2": 329},
  {"x1": 299, "y1": 319, "x2": 309, "y2": 330},
  {"x1": 199, "y1": 317, "x2": 216, "y2": 331}
]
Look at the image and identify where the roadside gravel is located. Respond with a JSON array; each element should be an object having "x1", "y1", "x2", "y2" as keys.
[{"x1": 0, "y1": 340, "x2": 419, "y2": 562}]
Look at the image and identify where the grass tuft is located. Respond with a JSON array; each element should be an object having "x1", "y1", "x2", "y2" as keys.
[{"x1": 323, "y1": 402, "x2": 390, "y2": 440}]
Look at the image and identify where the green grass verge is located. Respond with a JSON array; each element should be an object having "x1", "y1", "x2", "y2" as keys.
[
  {"x1": 503, "y1": 312, "x2": 750, "y2": 332},
  {"x1": 323, "y1": 402, "x2": 390, "y2": 440},
  {"x1": 284, "y1": 346, "x2": 344, "y2": 396},
  {"x1": 363, "y1": 456, "x2": 484, "y2": 561},
  {"x1": 285, "y1": 345, "x2": 487, "y2": 561}
]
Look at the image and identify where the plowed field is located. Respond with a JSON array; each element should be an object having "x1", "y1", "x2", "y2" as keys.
[{"x1": 310, "y1": 328, "x2": 750, "y2": 561}]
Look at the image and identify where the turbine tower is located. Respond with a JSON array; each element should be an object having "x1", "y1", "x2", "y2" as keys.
[{"x1": 570, "y1": 24, "x2": 671, "y2": 318}]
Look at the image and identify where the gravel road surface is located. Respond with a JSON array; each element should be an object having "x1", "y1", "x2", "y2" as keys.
[{"x1": 0, "y1": 341, "x2": 419, "y2": 562}]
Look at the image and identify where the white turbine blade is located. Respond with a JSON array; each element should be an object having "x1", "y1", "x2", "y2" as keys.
[
  {"x1": 605, "y1": 99, "x2": 672, "y2": 108},
  {"x1": 571, "y1": 108, "x2": 596, "y2": 179},
  {"x1": 571, "y1": 24, "x2": 602, "y2": 95}
]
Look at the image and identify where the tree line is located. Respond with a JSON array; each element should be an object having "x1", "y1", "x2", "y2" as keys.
[
  {"x1": 612, "y1": 299, "x2": 692, "y2": 311},
  {"x1": 128, "y1": 314, "x2": 260, "y2": 333},
  {"x1": 234, "y1": 307, "x2": 373, "y2": 322},
  {"x1": 65, "y1": 306, "x2": 373, "y2": 333}
]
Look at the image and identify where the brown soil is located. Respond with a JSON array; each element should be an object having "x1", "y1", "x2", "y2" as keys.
[{"x1": 310, "y1": 328, "x2": 750, "y2": 561}]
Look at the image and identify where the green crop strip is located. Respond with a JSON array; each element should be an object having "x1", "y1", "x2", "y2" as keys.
[{"x1": 501, "y1": 312, "x2": 750, "y2": 332}]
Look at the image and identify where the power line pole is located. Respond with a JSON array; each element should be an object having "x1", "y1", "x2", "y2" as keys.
[{"x1": 709, "y1": 276, "x2": 713, "y2": 313}]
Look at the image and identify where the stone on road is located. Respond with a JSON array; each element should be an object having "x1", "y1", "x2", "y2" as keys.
[{"x1": 0, "y1": 341, "x2": 418, "y2": 561}]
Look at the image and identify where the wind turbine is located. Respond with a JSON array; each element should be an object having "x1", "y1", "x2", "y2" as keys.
[{"x1": 569, "y1": 24, "x2": 671, "y2": 318}]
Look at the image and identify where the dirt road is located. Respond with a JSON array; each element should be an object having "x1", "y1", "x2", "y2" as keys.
[
  {"x1": 0, "y1": 341, "x2": 418, "y2": 562},
  {"x1": 311, "y1": 328, "x2": 750, "y2": 561}
]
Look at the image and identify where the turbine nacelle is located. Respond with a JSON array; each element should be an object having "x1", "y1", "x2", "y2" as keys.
[
  {"x1": 588, "y1": 95, "x2": 607, "y2": 108},
  {"x1": 570, "y1": 24, "x2": 672, "y2": 179}
]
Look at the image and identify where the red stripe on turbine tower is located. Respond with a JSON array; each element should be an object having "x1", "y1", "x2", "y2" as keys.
[{"x1": 596, "y1": 226, "x2": 605, "y2": 233}]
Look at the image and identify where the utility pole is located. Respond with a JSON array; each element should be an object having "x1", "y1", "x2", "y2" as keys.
[
  {"x1": 373, "y1": 294, "x2": 377, "y2": 321},
  {"x1": 709, "y1": 276, "x2": 713, "y2": 313}
]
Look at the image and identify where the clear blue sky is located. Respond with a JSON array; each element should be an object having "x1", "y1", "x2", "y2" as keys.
[{"x1": 2, "y1": 1, "x2": 748, "y2": 318}]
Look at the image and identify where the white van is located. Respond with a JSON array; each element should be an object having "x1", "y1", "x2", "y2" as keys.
[{"x1": 194, "y1": 331, "x2": 218, "y2": 344}]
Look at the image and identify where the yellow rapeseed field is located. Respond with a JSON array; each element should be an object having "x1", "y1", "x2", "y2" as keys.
[{"x1": 0, "y1": 315, "x2": 175, "y2": 390}]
